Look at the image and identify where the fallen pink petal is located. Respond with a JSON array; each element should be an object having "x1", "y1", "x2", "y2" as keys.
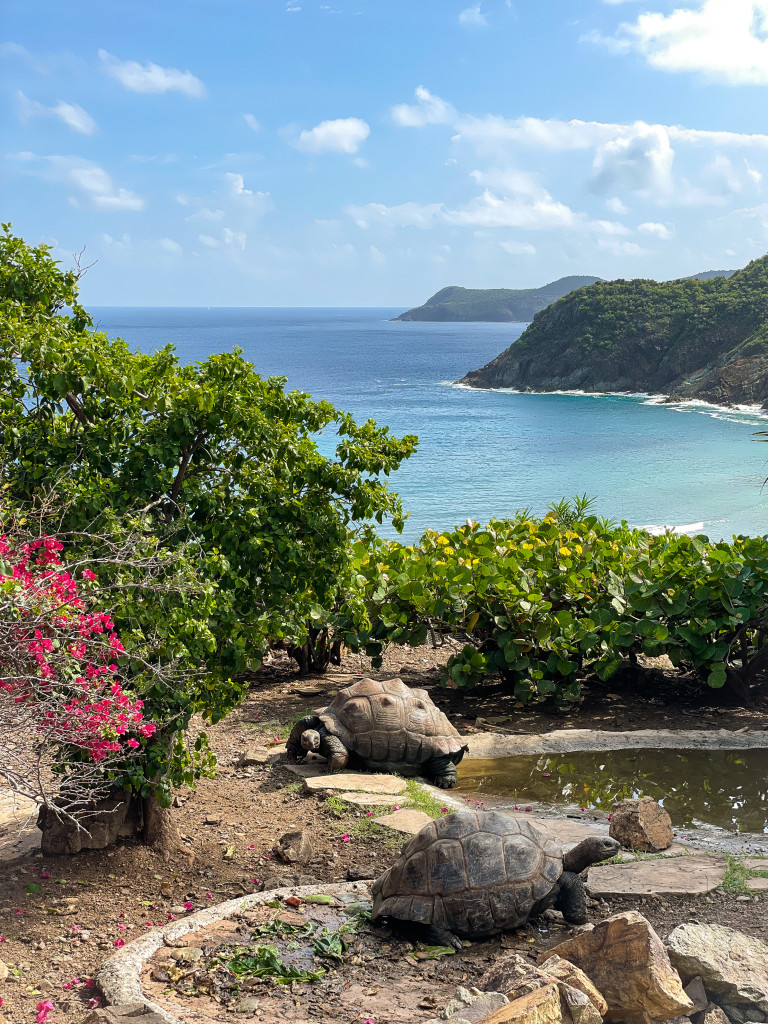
[{"x1": 341, "y1": 833, "x2": 351, "y2": 842}]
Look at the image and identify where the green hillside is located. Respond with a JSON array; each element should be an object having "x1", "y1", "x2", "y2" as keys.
[
  {"x1": 394, "y1": 276, "x2": 602, "y2": 322},
  {"x1": 459, "y1": 256, "x2": 768, "y2": 407}
]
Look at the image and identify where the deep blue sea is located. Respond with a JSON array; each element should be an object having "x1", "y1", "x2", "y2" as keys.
[{"x1": 92, "y1": 307, "x2": 768, "y2": 543}]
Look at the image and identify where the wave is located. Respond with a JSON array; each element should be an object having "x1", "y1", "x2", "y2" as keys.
[{"x1": 639, "y1": 522, "x2": 706, "y2": 537}]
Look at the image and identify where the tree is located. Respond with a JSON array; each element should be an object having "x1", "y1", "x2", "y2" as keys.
[{"x1": 0, "y1": 225, "x2": 417, "y2": 813}]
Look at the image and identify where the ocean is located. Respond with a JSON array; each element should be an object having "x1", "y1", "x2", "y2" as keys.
[{"x1": 92, "y1": 306, "x2": 768, "y2": 543}]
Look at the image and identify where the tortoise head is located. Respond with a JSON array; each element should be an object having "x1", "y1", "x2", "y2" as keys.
[
  {"x1": 301, "y1": 729, "x2": 321, "y2": 752},
  {"x1": 562, "y1": 835, "x2": 619, "y2": 874}
]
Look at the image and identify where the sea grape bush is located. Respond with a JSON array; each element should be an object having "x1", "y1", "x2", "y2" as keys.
[
  {"x1": 0, "y1": 530, "x2": 153, "y2": 818},
  {"x1": 348, "y1": 510, "x2": 768, "y2": 703}
]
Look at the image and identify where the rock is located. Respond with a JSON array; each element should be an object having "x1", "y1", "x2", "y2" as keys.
[
  {"x1": 480, "y1": 953, "x2": 603, "y2": 1024},
  {"x1": 684, "y1": 978, "x2": 709, "y2": 1014},
  {"x1": 273, "y1": 830, "x2": 313, "y2": 865},
  {"x1": 236, "y1": 996, "x2": 261, "y2": 1013},
  {"x1": 667, "y1": 924, "x2": 768, "y2": 1018},
  {"x1": 445, "y1": 987, "x2": 487, "y2": 1018},
  {"x1": 0, "y1": 959, "x2": 8, "y2": 982},
  {"x1": 587, "y1": 855, "x2": 725, "y2": 897},
  {"x1": 539, "y1": 955, "x2": 609, "y2": 1017},
  {"x1": 473, "y1": 983, "x2": 563, "y2": 1024},
  {"x1": 609, "y1": 797, "x2": 673, "y2": 852},
  {"x1": 338, "y1": 791, "x2": 411, "y2": 808},
  {"x1": 82, "y1": 1005, "x2": 166, "y2": 1022},
  {"x1": 693, "y1": 1004, "x2": 731, "y2": 1024},
  {"x1": 443, "y1": 988, "x2": 509, "y2": 1023},
  {"x1": 237, "y1": 748, "x2": 269, "y2": 767},
  {"x1": 304, "y1": 772, "x2": 407, "y2": 796},
  {"x1": 346, "y1": 865, "x2": 373, "y2": 881},
  {"x1": 747, "y1": 878, "x2": 768, "y2": 892},
  {"x1": 169, "y1": 947, "x2": 204, "y2": 962},
  {"x1": 373, "y1": 808, "x2": 433, "y2": 835},
  {"x1": 546, "y1": 911, "x2": 694, "y2": 1023},
  {"x1": 37, "y1": 791, "x2": 141, "y2": 855}
]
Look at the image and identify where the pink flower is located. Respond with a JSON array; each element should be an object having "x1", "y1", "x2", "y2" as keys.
[
  {"x1": 542, "y1": 772, "x2": 550, "y2": 778},
  {"x1": 440, "y1": 807, "x2": 449, "y2": 814},
  {"x1": 87, "y1": 998, "x2": 102, "y2": 1009},
  {"x1": 113, "y1": 938, "x2": 125, "y2": 948},
  {"x1": 341, "y1": 834, "x2": 351, "y2": 843},
  {"x1": 84, "y1": 980, "x2": 95, "y2": 989},
  {"x1": 36, "y1": 999, "x2": 55, "y2": 1023},
  {"x1": 512, "y1": 805, "x2": 519, "y2": 810},
  {"x1": 0, "y1": 935, "x2": 5, "y2": 941},
  {"x1": 40, "y1": 871, "x2": 51, "y2": 879},
  {"x1": 475, "y1": 801, "x2": 484, "y2": 806},
  {"x1": 606, "y1": 813, "x2": 613, "y2": 821},
  {"x1": 14, "y1": 908, "x2": 23, "y2": 915},
  {"x1": 126, "y1": 738, "x2": 140, "y2": 749},
  {"x1": 524, "y1": 806, "x2": 532, "y2": 812},
  {"x1": 71, "y1": 925, "x2": 82, "y2": 932},
  {"x1": 580, "y1": 807, "x2": 586, "y2": 812},
  {"x1": 248, "y1": 844, "x2": 255, "y2": 850},
  {"x1": 81, "y1": 569, "x2": 97, "y2": 581},
  {"x1": 117, "y1": 924, "x2": 127, "y2": 931},
  {"x1": 167, "y1": 913, "x2": 176, "y2": 921},
  {"x1": 251, "y1": 878, "x2": 260, "y2": 886},
  {"x1": 183, "y1": 901, "x2": 194, "y2": 910},
  {"x1": 366, "y1": 811, "x2": 373, "y2": 817},
  {"x1": 205, "y1": 892, "x2": 212, "y2": 899},
  {"x1": 392, "y1": 805, "x2": 400, "y2": 811}
]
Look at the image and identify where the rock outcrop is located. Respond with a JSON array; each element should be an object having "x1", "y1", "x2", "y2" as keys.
[{"x1": 609, "y1": 797, "x2": 673, "y2": 852}]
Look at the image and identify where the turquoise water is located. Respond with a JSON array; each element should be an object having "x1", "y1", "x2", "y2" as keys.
[{"x1": 92, "y1": 307, "x2": 768, "y2": 543}]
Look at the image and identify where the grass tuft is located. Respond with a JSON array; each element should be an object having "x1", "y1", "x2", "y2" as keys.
[{"x1": 720, "y1": 855, "x2": 768, "y2": 895}]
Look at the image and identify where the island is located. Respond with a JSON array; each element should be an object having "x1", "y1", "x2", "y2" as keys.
[
  {"x1": 394, "y1": 276, "x2": 603, "y2": 322},
  {"x1": 458, "y1": 258, "x2": 768, "y2": 408}
]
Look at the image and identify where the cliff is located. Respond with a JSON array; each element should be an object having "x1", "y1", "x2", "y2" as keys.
[
  {"x1": 394, "y1": 276, "x2": 602, "y2": 322},
  {"x1": 458, "y1": 258, "x2": 768, "y2": 408}
]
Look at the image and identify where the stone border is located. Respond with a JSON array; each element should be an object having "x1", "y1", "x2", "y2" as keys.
[
  {"x1": 463, "y1": 728, "x2": 768, "y2": 759},
  {"x1": 96, "y1": 880, "x2": 372, "y2": 1023}
]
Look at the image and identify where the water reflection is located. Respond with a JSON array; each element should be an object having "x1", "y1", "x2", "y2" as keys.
[{"x1": 457, "y1": 749, "x2": 768, "y2": 833}]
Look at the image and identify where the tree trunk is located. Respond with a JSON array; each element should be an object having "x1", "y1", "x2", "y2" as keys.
[{"x1": 142, "y1": 793, "x2": 193, "y2": 865}]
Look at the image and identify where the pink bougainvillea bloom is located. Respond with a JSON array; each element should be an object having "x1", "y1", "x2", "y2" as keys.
[
  {"x1": 440, "y1": 808, "x2": 449, "y2": 814},
  {"x1": 366, "y1": 811, "x2": 373, "y2": 817},
  {"x1": 36, "y1": 999, "x2": 55, "y2": 1023},
  {"x1": 87, "y1": 998, "x2": 102, "y2": 1009},
  {"x1": 0, "y1": 934, "x2": 5, "y2": 941},
  {"x1": 251, "y1": 878, "x2": 260, "y2": 886},
  {"x1": 81, "y1": 569, "x2": 97, "y2": 581},
  {"x1": 84, "y1": 979, "x2": 95, "y2": 989},
  {"x1": 524, "y1": 806, "x2": 532, "y2": 812},
  {"x1": 341, "y1": 834, "x2": 351, "y2": 843},
  {"x1": 542, "y1": 773, "x2": 550, "y2": 778},
  {"x1": 183, "y1": 901, "x2": 194, "y2": 910},
  {"x1": 580, "y1": 807, "x2": 586, "y2": 812},
  {"x1": 71, "y1": 925, "x2": 82, "y2": 932},
  {"x1": 248, "y1": 844, "x2": 255, "y2": 850},
  {"x1": 167, "y1": 913, "x2": 176, "y2": 921},
  {"x1": 40, "y1": 870, "x2": 52, "y2": 878},
  {"x1": 205, "y1": 892, "x2": 212, "y2": 899},
  {"x1": 475, "y1": 801, "x2": 484, "y2": 806},
  {"x1": 114, "y1": 938, "x2": 125, "y2": 947},
  {"x1": 14, "y1": 908, "x2": 23, "y2": 915},
  {"x1": 464, "y1": 797, "x2": 471, "y2": 802},
  {"x1": 606, "y1": 813, "x2": 613, "y2": 821},
  {"x1": 392, "y1": 805, "x2": 400, "y2": 812},
  {"x1": 0, "y1": 996, "x2": 3, "y2": 1006},
  {"x1": 117, "y1": 924, "x2": 127, "y2": 931},
  {"x1": 513, "y1": 805, "x2": 519, "y2": 810}
]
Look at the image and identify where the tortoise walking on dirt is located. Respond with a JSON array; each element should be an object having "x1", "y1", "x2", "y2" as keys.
[
  {"x1": 285, "y1": 677, "x2": 468, "y2": 788},
  {"x1": 371, "y1": 809, "x2": 619, "y2": 948}
]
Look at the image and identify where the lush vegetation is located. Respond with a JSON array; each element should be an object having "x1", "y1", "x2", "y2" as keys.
[
  {"x1": 344, "y1": 500, "x2": 768, "y2": 704},
  {"x1": 460, "y1": 257, "x2": 768, "y2": 406},
  {"x1": 0, "y1": 226, "x2": 416, "y2": 809},
  {"x1": 395, "y1": 276, "x2": 602, "y2": 322}
]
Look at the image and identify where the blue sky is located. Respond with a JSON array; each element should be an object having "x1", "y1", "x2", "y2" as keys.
[{"x1": 4, "y1": 0, "x2": 768, "y2": 305}]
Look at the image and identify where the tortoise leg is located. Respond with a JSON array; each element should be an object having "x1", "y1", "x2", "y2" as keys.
[
  {"x1": 424, "y1": 755, "x2": 458, "y2": 789},
  {"x1": 422, "y1": 923, "x2": 463, "y2": 951},
  {"x1": 318, "y1": 730, "x2": 349, "y2": 772},
  {"x1": 554, "y1": 871, "x2": 588, "y2": 925},
  {"x1": 286, "y1": 715, "x2": 321, "y2": 762}
]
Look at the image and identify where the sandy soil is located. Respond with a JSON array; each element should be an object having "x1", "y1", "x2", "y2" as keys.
[{"x1": 1, "y1": 644, "x2": 767, "y2": 1023}]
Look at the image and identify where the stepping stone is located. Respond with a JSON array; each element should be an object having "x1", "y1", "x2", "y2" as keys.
[
  {"x1": 743, "y1": 858, "x2": 768, "y2": 870},
  {"x1": 587, "y1": 854, "x2": 726, "y2": 896},
  {"x1": 0, "y1": 790, "x2": 40, "y2": 863},
  {"x1": 617, "y1": 844, "x2": 689, "y2": 861},
  {"x1": 373, "y1": 809, "x2": 433, "y2": 835},
  {"x1": 338, "y1": 792, "x2": 411, "y2": 808},
  {"x1": 304, "y1": 772, "x2": 408, "y2": 796},
  {"x1": 747, "y1": 877, "x2": 768, "y2": 892},
  {"x1": 517, "y1": 815, "x2": 608, "y2": 848}
]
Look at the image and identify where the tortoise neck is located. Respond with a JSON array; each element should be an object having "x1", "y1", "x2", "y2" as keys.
[{"x1": 562, "y1": 844, "x2": 593, "y2": 874}]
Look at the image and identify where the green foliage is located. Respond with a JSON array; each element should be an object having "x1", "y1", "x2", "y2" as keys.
[
  {"x1": 0, "y1": 225, "x2": 417, "y2": 794},
  {"x1": 224, "y1": 945, "x2": 325, "y2": 983},
  {"x1": 347, "y1": 503, "x2": 768, "y2": 704},
  {"x1": 397, "y1": 276, "x2": 602, "y2": 322}
]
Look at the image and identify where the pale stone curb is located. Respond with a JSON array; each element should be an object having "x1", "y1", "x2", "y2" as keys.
[
  {"x1": 96, "y1": 880, "x2": 372, "y2": 1023},
  {"x1": 463, "y1": 728, "x2": 768, "y2": 759}
]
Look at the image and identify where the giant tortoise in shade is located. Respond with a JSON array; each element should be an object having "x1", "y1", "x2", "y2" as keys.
[
  {"x1": 285, "y1": 676, "x2": 468, "y2": 788},
  {"x1": 371, "y1": 809, "x2": 619, "y2": 948}
]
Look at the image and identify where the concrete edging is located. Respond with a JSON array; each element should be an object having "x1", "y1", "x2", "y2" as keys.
[
  {"x1": 96, "y1": 880, "x2": 372, "y2": 1023},
  {"x1": 462, "y1": 728, "x2": 768, "y2": 759}
]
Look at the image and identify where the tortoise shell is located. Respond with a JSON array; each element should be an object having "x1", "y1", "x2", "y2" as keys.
[
  {"x1": 320, "y1": 677, "x2": 466, "y2": 766},
  {"x1": 371, "y1": 810, "x2": 563, "y2": 938}
]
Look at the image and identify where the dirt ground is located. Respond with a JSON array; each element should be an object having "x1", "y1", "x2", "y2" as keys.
[{"x1": 1, "y1": 643, "x2": 768, "y2": 1024}]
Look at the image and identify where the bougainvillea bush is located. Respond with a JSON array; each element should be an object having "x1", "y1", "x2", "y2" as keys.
[{"x1": 0, "y1": 528, "x2": 153, "y2": 823}]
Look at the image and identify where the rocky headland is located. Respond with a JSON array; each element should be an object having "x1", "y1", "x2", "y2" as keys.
[
  {"x1": 394, "y1": 276, "x2": 602, "y2": 322},
  {"x1": 459, "y1": 259, "x2": 768, "y2": 408}
]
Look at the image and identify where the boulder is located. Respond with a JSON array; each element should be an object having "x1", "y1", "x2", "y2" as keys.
[
  {"x1": 480, "y1": 953, "x2": 604, "y2": 1024},
  {"x1": 37, "y1": 791, "x2": 141, "y2": 855},
  {"x1": 609, "y1": 797, "x2": 673, "y2": 852},
  {"x1": 545, "y1": 911, "x2": 694, "y2": 1023},
  {"x1": 273, "y1": 829, "x2": 313, "y2": 865},
  {"x1": 666, "y1": 924, "x2": 768, "y2": 1018},
  {"x1": 693, "y1": 1005, "x2": 731, "y2": 1024},
  {"x1": 473, "y1": 983, "x2": 563, "y2": 1024},
  {"x1": 441, "y1": 987, "x2": 509, "y2": 1023},
  {"x1": 684, "y1": 978, "x2": 709, "y2": 1014}
]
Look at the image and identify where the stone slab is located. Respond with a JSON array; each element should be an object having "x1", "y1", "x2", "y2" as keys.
[
  {"x1": 303, "y1": 772, "x2": 408, "y2": 796},
  {"x1": 339, "y1": 792, "x2": 411, "y2": 808},
  {"x1": 744, "y1": 858, "x2": 768, "y2": 870},
  {"x1": 0, "y1": 790, "x2": 40, "y2": 863},
  {"x1": 617, "y1": 844, "x2": 689, "y2": 861},
  {"x1": 372, "y1": 808, "x2": 433, "y2": 835},
  {"x1": 587, "y1": 854, "x2": 726, "y2": 896},
  {"x1": 747, "y1": 877, "x2": 768, "y2": 892}
]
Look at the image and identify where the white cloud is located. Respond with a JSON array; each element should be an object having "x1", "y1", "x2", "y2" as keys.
[
  {"x1": 606, "y1": 196, "x2": 628, "y2": 214},
  {"x1": 459, "y1": 3, "x2": 488, "y2": 27},
  {"x1": 347, "y1": 201, "x2": 445, "y2": 229},
  {"x1": 600, "y1": 0, "x2": 768, "y2": 85},
  {"x1": 598, "y1": 239, "x2": 651, "y2": 256},
  {"x1": 294, "y1": 117, "x2": 370, "y2": 154},
  {"x1": 98, "y1": 49, "x2": 205, "y2": 97},
  {"x1": 158, "y1": 238, "x2": 182, "y2": 254},
  {"x1": 67, "y1": 164, "x2": 145, "y2": 210},
  {"x1": 186, "y1": 206, "x2": 225, "y2": 222},
  {"x1": 17, "y1": 91, "x2": 97, "y2": 135},
  {"x1": 500, "y1": 240, "x2": 536, "y2": 255},
  {"x1": 225, "y1": 172, "x2": 253, "y2": 197},
  {"x1": 590, "y1": 123, "x2": 675, "y2": 195},
  {"x1": 369, "y1": 244, "x2": 386, "y2": 263},
  {"x1": 198, "y1": 234, "x2": 220, "y2": 248},
  {"x1": 638, "y1": 221, "x2": 674, "y2": 239},
  {"x1": 222, "y1": 227, "x2": 247, "y2": 250},
  {"x1": 391, "y1": 86, "x2": 456, "y2": 127},
  {"x1": 243, "y1": 114, "x2": 260, "y2": 132}
]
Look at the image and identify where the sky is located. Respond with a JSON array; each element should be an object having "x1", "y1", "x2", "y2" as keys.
[{"x1": 4, "y1": 0, "x2": 768, "y2": 305}]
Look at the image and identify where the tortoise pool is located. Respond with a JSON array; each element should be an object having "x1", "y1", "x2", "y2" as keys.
[{"x1": 456, "y1": 748, "x2": 768, "y2": 833}]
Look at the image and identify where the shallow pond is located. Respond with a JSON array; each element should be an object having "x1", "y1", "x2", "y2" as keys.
[{"x1": 456, "y1": 748, "x2": 768, "y2": 833}]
